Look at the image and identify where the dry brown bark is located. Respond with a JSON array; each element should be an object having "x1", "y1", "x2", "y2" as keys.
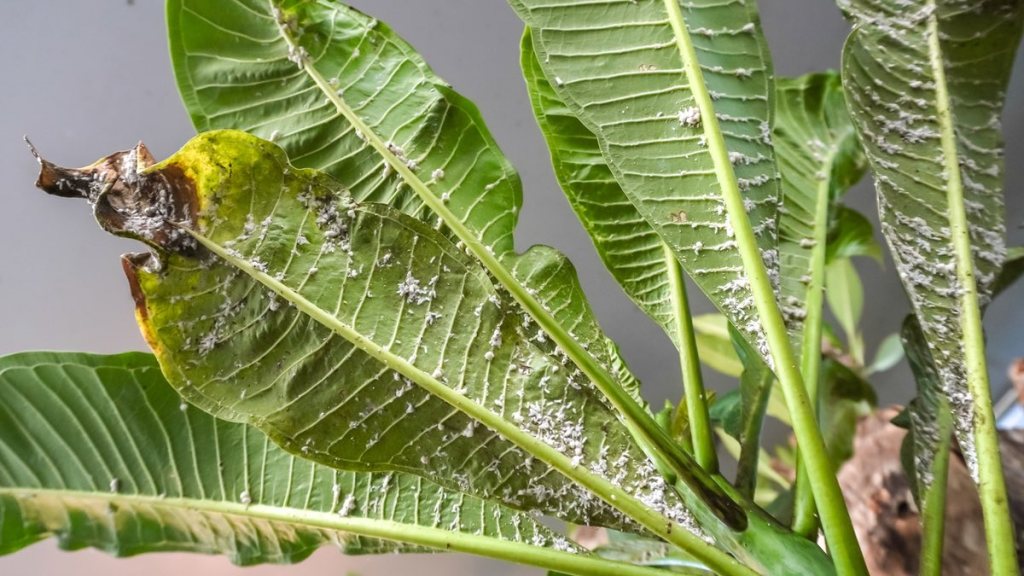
[
  {"x1": 838, "y1": 408, "x2": 985, "y2": 575},
  {"x1": 837, "y1": 407, "x2": 1024, "y2": 575}
]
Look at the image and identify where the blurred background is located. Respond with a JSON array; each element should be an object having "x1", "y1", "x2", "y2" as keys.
[{"x1": 1, "y1": 1, "x2": 1022, "y2": 574}]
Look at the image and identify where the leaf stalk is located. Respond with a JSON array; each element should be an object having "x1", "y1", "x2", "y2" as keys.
[
  {"x1": 665, "y1": 242, "x2": 718, "y2": 473},
  {"x1": 791, "y1": 144, "x2": 835, "y2": 538}
]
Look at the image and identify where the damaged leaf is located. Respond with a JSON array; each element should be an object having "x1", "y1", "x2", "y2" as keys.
[{"x1": 31, "y1": 130, "x2": 696, "y2": 538}]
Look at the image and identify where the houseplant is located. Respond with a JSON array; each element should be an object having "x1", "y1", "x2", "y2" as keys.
[{"x1": 2, "y1": 1, "x2": 1022, "y2": 574}]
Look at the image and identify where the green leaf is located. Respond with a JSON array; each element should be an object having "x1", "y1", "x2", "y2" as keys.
[
  {"x1": 774, "y1": 72, "x2": 867, "y2": 349},
  {"x1": 165, "y1": 0, "x2": 640, "y2": 402},
  {"x1": 990, "y1": 245, "x2": 1024, "y2": 298},
  {"x1": 520, "y1": 29, "x2": 680, "y2": 349},
  {"x1": 826, "y1": 207, "x2": 881, "y2": 264},
  {"x1": 818, "y1": 360, "x2": 876, "y2": 467},
  {"x1": 32, "y1": 131, "x2": 706, "y2": 541},
  {"x1": 709, "y1": 390, "x2": 743, "y2": 440},
  {"x1": 592, "y1": 530, "x2": 711, "y2": 574},
  {"x1": 509, "y1": 0, "x2": 781, "y2": 361},
  {"x1": 824, "y1": 259, "x2": 864, "y2": 363},
  {"x1": 169, "y1": 0, "x2": 520, "y2": 257},
  {"x1": 899, "y1": 316, "x2": 953, "y2": 505},
  {"x1": 168, "y1": 3, "x2": 736, "y2": 529},
  {"x1": 899, "y1": 316, "x2": 954, "y2": 575},
  {"x1": 896, "y1": 241, "x2": 1024, "y2": 572},
  {"x1": 839, "y1": 0, "x2": 1024, "y2": 481},
  {"x1": 727, "y1": 327, "x2": 774, "y2": 499},
  {"x1": 867, "y1": 332, "x2": 904, "y2": 375},
  {"x1": 34, "y1": 130, "x2": 835, "y2": 576},
  {"x1": 510, "y1": 15, "x2": 864, "y2": 562},
  {"x1": 0, "y1": 352, "x2": 567, "y2": 564},
  {"x1": 521, "y1": 31, "x2": 720, "y2": 470},
  {"x1": 691, "y1": 314, "x2": 743, "y2": 378}
]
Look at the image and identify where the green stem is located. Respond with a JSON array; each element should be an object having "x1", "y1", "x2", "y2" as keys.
[
  {"x1": 735, "y1": 369, "x2": 773, "y2": 499},
  {"x1": 665, "y1": 242, "x2": 718, "y2": 473},
  {"x1": 919, "y1": 419, "x2": 953, "y2": 576},
  {"x1": 791, "y1": 147, "x2": 834, "y2": 539},
  {"x1": 190, "y1": 229, "x2": 758, "y2": 576},
  {"x1": 274, "y1": 16, "x2": 748, "y2": 534},
  {"x1": 1, "y1": 488, "x2": 673, "y2": 576},
  {"x1": 661, "y1": 2, "x2": 867, "y2": 574},
  {"x1": 925, "y1": 7, "x2": 1018, "y2": 573}
]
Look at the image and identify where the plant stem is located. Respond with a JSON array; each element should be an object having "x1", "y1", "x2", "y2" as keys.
[
  {"x1": 1, "y1": 488, "x2": 676, "y2": 576},
  {"x1": 925, "y1": 7, "x2": 1018, "y2": 573},
  {"x1": 191, "y1": 229, "x2": 758, "y2": 576},
  {"x1": 280, "y1": 22, "x2": 749, "y2": 534},
  {"x1": 918, "y1": 419, "x2": 953, "y2": 576},
  {"x1": 665, "y1": 242, "x2": 718, "y2": 472},
  {"x1": 660, "y1": 2, "x2": 867, "y2": 574},
  {"x1": 735, "y1": 369, "x2": 773, "y2": 499},
  {"x1": 791, "y1": 147, "x2": 834, "y2": 538}
]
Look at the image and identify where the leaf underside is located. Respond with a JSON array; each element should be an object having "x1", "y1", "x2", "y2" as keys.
[
  {"x1": 773, "y1": 72, "x2": 866, "y2": 351},
  {"x1": 899, "y1": 318, "x2": 954, "y2": 508},
  {"x1": 167, "y1": 0, "x2": 645, "y2": 412},
  {"x1": 509, "y1": 0, "x2": 782, "y2": 362},
  {"x1": 93, "y1": 131, "x2": 691, "y2": 534},
  {"x1": 840, "y1": 0, "x2": 1024, "y2": 476},
  {"x1": 0, "y1": 352, "x2": 563, "y2": 564},
  {"x1": 521, "y1": 30, "x2": 683, "y2": 349}
]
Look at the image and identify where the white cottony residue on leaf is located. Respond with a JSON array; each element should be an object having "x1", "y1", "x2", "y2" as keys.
[
  {"x1": 338, "y1": 494, "x2": 356, "y2": 517},
  {"x1": 287, "y1": 44, "x2": 309, "y2": 68},
  {"x1": 678, "y1": 107, "x2": 701, "y2": 127},
  {"x1": 397, "y1": 272, "x2": 437, "y2": 304}
]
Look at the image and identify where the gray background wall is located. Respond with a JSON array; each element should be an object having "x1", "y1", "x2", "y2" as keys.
[{"x1": 1, "y1": 1, "x2": 1021, "y2": 574}]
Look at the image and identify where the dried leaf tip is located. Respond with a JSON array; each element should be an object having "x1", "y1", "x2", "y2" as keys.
[
  {"x1": 23, "y1": 135, "x2": 42, "y2": 164},
  {"x1": 30, "y1": 141, "x2": 199, "y2": 255}
]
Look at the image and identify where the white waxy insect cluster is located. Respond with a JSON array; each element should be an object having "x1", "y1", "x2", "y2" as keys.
[
  {"x1": 396, "y1": 272, "x2": 438, "y2": 305},
  {"x1": 385, "y1": 140, "x2": 421, "y2": 172},
  {"x1": 338, "y1": 494, "x2": 356, "y2": 517},
  {"x1": 677, "y1": 106, "x2": 701, "y2": 127}
]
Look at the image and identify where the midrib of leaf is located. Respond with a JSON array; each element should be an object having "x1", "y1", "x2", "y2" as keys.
[
  {"x1": 922, "y1": 5, "x2": 1015, "y2": 571},
  {"x1": 186, "y1": 225, "x2": 754, "y2": 576},
  {"x1": 660, "y1": 0, "x2": 763, "y2": 296},
  {"x1": 0, "y1": 486, "x2": 663, "y2": 576},
  {"x1": 270, "y1": 4, "x2": 744, "y2": 533},
  {"x1": 659, "y1": 3, "x2": 864, "y2": 571}
]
